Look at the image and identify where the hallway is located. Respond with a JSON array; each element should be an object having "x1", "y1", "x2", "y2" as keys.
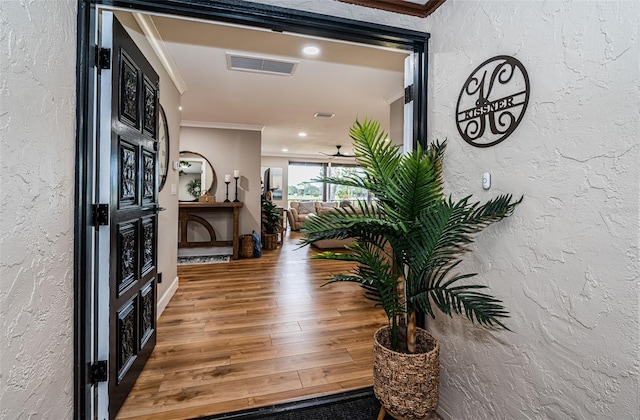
[{"x1": 117, "y1": 232, "x2": 387, "y2": 419}]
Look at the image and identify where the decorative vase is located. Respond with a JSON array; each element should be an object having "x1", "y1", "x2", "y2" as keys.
[{"x1": 373, "y1": 326, "x2": 440, "y2": 420}]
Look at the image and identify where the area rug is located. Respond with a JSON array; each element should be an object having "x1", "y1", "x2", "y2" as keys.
[
  {"x1": 193, "y1": 388, "x2": 392, "y2": 420},
  {"x1": 177, "y1": 255, "x2": 230, "y2": 265}
]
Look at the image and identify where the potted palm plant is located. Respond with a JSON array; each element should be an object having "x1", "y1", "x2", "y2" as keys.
[
  {"x1": 261, "y1": 198, "x2": 283, "y2": 250},
  {"x1": 301, "y1": 119, "x2": 522, "y2": 420}
]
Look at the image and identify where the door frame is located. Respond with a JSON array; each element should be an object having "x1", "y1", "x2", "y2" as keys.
[{"x1": 74, "y1": 0, "x2": 430, "y2": 417}]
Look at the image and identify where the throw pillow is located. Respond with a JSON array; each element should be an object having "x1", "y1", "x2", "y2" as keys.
[
  {"x1": 319, "y1": 201, "x2": 337, "y2": 208},
  {"x1": 298, "y1": 202, "x2": 316, "y2": 214}
]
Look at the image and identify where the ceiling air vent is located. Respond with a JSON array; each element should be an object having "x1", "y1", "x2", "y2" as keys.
[
  {"x1": 314, "y1": 112, "x2": 335, "y2": 118},
  {"x1": 226, "y1": 53, "x2": 298, "y2": 76}
]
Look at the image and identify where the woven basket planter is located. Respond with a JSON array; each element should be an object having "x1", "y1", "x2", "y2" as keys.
[
  {"x1": 373, "y1": 326, "x2": 440, "y2": 420},
  {"x1": 240, "y1": 234, "x2": 254, "y2": 258},
  {"x1": 262, "y1": 233, "x2": 278, "y2": 250}
]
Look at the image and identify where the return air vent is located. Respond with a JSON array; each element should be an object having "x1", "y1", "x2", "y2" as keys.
[
  {"x1": 226, "y1": 53, "x2": 298, "y2": 76},
  {"x1": 314, "y1": 112, "x2": 335, "y2": 118}
]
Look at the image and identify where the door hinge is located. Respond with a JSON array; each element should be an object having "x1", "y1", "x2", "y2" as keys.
[
  {"x1": 404, "y1": 85, "x2": 413, "y2": 104},
  {"x1": 95, "y1": 47, "x2": 111, "y2": 70},
  {"x1": 88, "y1": 360, "x2": 108, "y2": 384},
  {"x1": 91, "y1": 204, "x2": 109, "y2": 226}
]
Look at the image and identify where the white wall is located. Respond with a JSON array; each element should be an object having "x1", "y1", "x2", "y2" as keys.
[
  {"x1": 0, "y1": 1, "x2": 77, "y2": 418},
  {"x1": 425, "y1": 1, "x2": 640, "y2": 419},
  {"x1": 249, "y1": 0, "x2": 426, "y2": 30},
  {"x1": 390, "y1": 96, "x2": 404, "y2": 147},
  {"x1": 180, "y1": 126, "x2": 262, "y2": 236}
]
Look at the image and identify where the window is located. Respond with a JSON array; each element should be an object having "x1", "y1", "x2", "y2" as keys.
[
  {"x1": 288, "y1": 162, "x2": 371, "y2": 203},
  {"x1": 288, "y1": 162, "x2": 324, "y2": 201},
  {"x1": 327, "y1": 164, "x2": 369, "y2": 203}
]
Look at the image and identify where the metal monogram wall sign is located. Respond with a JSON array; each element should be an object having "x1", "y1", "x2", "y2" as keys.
[{"x1": 456, "y1": 55, "x2": 530, "y2": 148}]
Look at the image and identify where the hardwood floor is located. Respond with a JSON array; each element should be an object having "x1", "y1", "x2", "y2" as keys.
[{"x1": 117, "y1": 231, "x2": 387, "y2": 419}]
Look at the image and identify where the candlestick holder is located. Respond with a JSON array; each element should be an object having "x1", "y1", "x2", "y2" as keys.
[
  {"x1": 224, "y1": 181, "x2": 231, "y2": 202},
  {"x1": 233, "y1": 176, "x2": 240, "y2": 202}
]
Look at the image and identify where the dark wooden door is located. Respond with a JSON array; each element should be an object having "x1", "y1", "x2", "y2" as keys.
[{"x1": 108, "y1": 17, "x2": 159, "y2": 418}]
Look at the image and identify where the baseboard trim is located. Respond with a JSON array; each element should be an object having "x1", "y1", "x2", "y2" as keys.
[{"x1": 157, "y1": 276, "x2": 179, "y2": 319}]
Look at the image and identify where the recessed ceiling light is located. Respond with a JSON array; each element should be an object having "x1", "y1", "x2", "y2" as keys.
[
  {"x1": 298, "y1": 132, "x2": 307, "y2": 137},
  {"x1": 178, "y1": 106, "x2": 183, "y2": 111},
  {"x1": 303, "y1": 46, "x2": 320, "y2": 56},
  {"x1": 282, "y1": 148, "x2": 288, "y2": 152}
]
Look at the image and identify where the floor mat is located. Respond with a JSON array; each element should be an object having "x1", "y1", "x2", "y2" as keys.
[
  {"x1": 192, "y1": 388, "x2": 391, "y2": 420},
  {"x1": 177, "y1": 255, "x2": 231, "y2": 265}
]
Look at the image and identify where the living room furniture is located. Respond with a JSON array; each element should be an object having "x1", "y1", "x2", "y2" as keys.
[
  {"x1": 178, "y1": 201, "x2": 244, "y2": 259},
  {"x1": 288, "y1": 201, "x2": 366, "y2": 231},
  {"x1": 287, "y1": 201, "x2": 316, "y2": 231},
  {"x1": 311, "y1": 237, "x2": 355, "y2": 249},
  {"x1": 277, "y1": 207, "x2": 286, "y2": 243}
]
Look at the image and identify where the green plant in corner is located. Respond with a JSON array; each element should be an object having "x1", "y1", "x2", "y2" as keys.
[
  {"x1": 262, "y1": 199, "x2": 283, "y2": 235},
  {"x1": 301, "y1": 118, "x2": 522, "y2": 353}
]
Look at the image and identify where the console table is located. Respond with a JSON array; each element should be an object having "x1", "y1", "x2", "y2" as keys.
[{"x1": 178, "y1": 202, "x2": 244, "y2": 259}]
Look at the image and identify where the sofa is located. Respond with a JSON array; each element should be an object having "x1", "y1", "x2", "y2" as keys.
[
  {"x1": 287, "y1": 201, "x2": 317, "y2": 231},
  {"x1": 288, "y1": 201, "x2": 368, "y2": 231},
  {"x1": 288, "y1": 201, "x2": 362, "y2": 249},
  {"x1": 287, "y1": 201, "x2": 341, "y2": 231}
]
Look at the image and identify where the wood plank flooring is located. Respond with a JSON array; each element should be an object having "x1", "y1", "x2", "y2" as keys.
[{"x1": 117, "y1": 231, "x2": 387, "y2": 419}]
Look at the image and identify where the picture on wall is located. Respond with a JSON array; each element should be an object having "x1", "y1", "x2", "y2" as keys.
[{"x1": 261, "y1": 167, "x2": 283, "y2": 200}]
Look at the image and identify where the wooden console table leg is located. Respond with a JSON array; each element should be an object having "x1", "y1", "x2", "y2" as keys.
[{"x1": 232, "y1": 207, "x2": 240, "y2": 259}]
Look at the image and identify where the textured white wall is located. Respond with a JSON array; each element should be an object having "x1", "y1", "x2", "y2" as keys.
[
  {"x1": 0, "y1": 1, "x2": 77, "y2": 418},
  {"x1": 248, "y1": 0, "x2": 425, "y2": 30},
  {"x1": 425, "y1": 1, "x2": 640, "y2": 419}
]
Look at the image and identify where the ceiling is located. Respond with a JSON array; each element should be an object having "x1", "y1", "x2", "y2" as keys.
[{"x1": 148, "y1": 14, "x2": 409, "y2": 159}]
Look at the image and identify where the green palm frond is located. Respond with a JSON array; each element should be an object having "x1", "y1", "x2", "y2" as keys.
[
  {"x1": 302, "y1": 118, "x2": 522, "y2": 349},
  {"x1": 314, "y1": 241, "x2": 404, "y2": 322},
  {"x1": 350, "y1": 119, "x2": 401, "y2": 185}
]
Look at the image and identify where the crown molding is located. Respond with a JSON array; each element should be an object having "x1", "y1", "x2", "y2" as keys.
[
  {"x1": 133, "y1": 13, "x2": 188, "y2": 95},
  {"x1": 181, "y1": 120, "x2": 265, "y2": 131}
]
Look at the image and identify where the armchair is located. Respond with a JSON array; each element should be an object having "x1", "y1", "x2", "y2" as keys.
[{"x1": 287, "y1": 201, "x2": 316, "y2": 231}]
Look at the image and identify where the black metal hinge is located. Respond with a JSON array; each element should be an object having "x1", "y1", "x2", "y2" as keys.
[
  {"x1": 91, "y1": 204, "x2": 109, "y2": 226},
  {"x1": 88, "y1": 360, "x2": 108, "y2": 384},
  {"x1": 404, "y1": 85, "x2": 413, "y2": 104},
  {"x1": 95, "y1": 47, "x2": 111, "y2": 70}
]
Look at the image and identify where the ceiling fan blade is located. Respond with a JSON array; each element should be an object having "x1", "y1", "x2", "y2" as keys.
[{"x1": 319, "y1": 145, "x2": 355, "y2": 158}]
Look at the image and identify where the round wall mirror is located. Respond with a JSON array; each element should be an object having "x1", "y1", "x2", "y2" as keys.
[{"x1": 178, "y1": 151, "x2": 216, "y2": 201}]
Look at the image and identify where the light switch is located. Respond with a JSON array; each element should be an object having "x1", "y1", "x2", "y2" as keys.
[{"x1": 171, "y1": 183, "x2": 177, "y2": 195}]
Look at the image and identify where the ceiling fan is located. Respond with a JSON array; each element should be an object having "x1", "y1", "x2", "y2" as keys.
[{"x1": 320, "y1": 145, "x2": 355, "y2": 158}]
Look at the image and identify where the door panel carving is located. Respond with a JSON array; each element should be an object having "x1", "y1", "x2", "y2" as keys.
[
  {"x1": 119, "y1": 140, "x2": 138, "y2": 207},
  {"x1": 119, "y1": 51, "x2": 139, "y2": 128},
  {"x1": 116, "y1": 300, "x2": 137, "y2": 383}
]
